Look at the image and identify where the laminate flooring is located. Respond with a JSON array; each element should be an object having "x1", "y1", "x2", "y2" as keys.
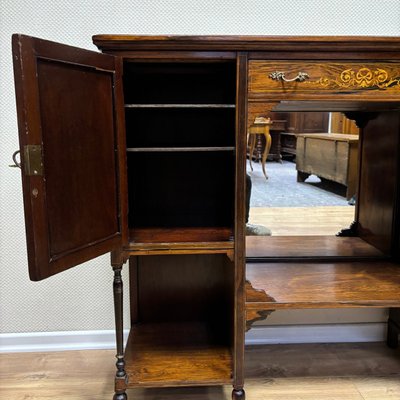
[
  {"x1": 248, "y1": 159, "x2": 355, "y2": 236},
  {"x1": 249, "y1": 206, "x2": 355, "y2": 236},
  {"x1": 1, "y1": 343, "x2": 400, "y2": 399}
]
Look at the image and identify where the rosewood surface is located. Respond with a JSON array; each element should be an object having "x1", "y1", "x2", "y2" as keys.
[
  {"x1": 124, "y1": 322, "x2": 233, "y2": 387},
  {"x1": 246, "y1": 236, "x2": 384, "y2": 261},
  {"x1": 246, "y1": 261, "x2": 400, "y2": 309}
]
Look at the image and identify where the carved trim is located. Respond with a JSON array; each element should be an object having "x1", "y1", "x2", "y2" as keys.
[
  {"x1": 344, "y1": 112, "x2": 379, "y2": 129},
  {"x1": 246, "y1": 309, "x2": 275, "y2": 331},
  {"x1": 337, "y1": 220, "x2": 358, "y2": 237},
  {"x1": 246, "y1": 280, "x2": 277, "y2": 303}
]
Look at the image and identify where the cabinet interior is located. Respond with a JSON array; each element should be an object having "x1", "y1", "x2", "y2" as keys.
[
  {"x1": 122, "y1": 61, "x2": 237, "y2": 386},
  {"x1": 126, "y1": 253, "x2": 234, "y2": 386},
  {"x1": 123, "y1": 61, "x2": 237, "y2": 244}
]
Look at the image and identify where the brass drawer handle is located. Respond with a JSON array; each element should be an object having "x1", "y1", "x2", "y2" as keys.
[
  {"x1": 9, "y1": 150, "x2": 21, "y2": 169},
  {"x1": 269, "y1": 71, "x2": 309, "y2": 82}
]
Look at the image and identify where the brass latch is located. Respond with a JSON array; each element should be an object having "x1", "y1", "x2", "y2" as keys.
[{"x1": 23, "y1": 145, "x2": 43, "y2": 176}]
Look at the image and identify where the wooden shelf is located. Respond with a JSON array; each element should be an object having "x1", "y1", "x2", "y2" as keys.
[
  {"x1": 124, "y1": 322, "x2": 233, "y2": 387},
  {"x1": 246, "y1": 236, "x2": 385, "y2": 261},
  {"x1": 246, "y1": 261, "x2": 400, "y2": 310},
  {"x1": 125, "y1": 104, "x2": 235, "y2": 108},
  {"x1": 127, "y1": 227, "x2": 234, "y2": 255},
  {"x1": 126, "y1": 146, "x2": 235, "y2": 152},
  {"x1": 130, "y1": 227, "x2": 233, "y2": 243}
]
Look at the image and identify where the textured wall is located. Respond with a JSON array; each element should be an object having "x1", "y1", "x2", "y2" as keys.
[{"x1": 1, "y1": 0, "x2": 399, "y2": 334}]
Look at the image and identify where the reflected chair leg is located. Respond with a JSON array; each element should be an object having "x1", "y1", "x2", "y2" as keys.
[
  {"x1": 261, "y1": 130, "x2": 272, "y2": 179},
  {"x1": 248, "y1": 134, "x2": 255, "y2": 171},
  {"x1": 113, "y1": 265, "x2": 127, "y2": 400}
]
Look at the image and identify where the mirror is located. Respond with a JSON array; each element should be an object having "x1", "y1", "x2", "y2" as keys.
[{"x1": 246, "y1": 111, "x2": 358, "y2": 237}]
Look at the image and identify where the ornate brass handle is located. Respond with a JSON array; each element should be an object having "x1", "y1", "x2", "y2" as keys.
[
  {"x1": 9, "y1": 150, "x2": 21, "y2": 169},
  {"x1": 269, "y1": 71, "x2": 309, "y2": 82}
]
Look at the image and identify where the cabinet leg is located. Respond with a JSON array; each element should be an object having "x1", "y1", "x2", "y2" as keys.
[
  {"x1": 232, "y1": 388, "x2": 245, "y2": 400},
  {"x1": 113, "y1": 393, "x2": 127, "y2": 400},
  {"x1": 113, "y1": 266, "x2": 127, "y2": 400}
]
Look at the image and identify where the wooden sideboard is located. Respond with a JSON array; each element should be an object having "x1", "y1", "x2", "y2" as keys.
[
  {"x1": 280, "y1": 111, "x2": 330, "y2": 158},
  {"x1": 296, "y1": 133, "x2": 359, "y2": 200},
  {"x1": 11, "y1": 35, "x2": 400, "y2": 400}
]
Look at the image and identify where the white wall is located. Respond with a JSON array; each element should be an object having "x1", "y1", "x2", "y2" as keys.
[{"x1": 1, "y1": 0, "x2": 399, "y2": 346}]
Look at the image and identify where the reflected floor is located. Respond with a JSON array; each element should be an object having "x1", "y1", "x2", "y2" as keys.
[
  {"x1": 248, "y1": 160, "x2": 350, "y2": 207},
  {"x1": 248, "y1": 160, "x2": 354, "y2": 235}
]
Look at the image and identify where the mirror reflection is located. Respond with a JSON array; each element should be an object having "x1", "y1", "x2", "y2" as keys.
[{"x1": 246, "y1": 111, "x2": 358, "y2": 237}]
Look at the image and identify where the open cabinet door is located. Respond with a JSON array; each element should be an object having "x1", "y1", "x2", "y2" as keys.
[{"x1": 12, "y1": 34, "x2": 127, "y2": 281}]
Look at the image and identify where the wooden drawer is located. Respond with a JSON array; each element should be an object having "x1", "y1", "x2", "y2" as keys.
[{"x1": 248, "y1": 61, "x2": 400, "y2": 100}]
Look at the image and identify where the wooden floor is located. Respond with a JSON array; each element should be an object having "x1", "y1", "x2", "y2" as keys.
[
  {"x1": 249, "y1": 206, "x2": 355, "y2": 236},
  {"x1": 1, "y1": 343, "x2": 400, "y2": 399}
]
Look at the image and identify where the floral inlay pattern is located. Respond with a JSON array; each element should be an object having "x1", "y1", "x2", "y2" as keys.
[{"x1": 314, "y1": 67, "x2": 400, "y2": 90}]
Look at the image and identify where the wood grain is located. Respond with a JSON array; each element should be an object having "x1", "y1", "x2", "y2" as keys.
[
  {"x1": 246, "y1": 261, "x2": 400, "y2": 309},
  {"x1": 92, "y1": 35, "x2": 400, "y2": 53},
  {"x1": 248, "y1": 61, "x2": 400, "y2": 101},
  {"x1": 246, "y1": 236, "x2": 384, "y2": 260},
  {"x1": 129, "y1": 227, "x2": 233, "y2": 244},
  {"x1": 357, "y1": 111, "x2": 400, "y2": 256},
  {"x1": 11, "y1": 34, "x2": 125, "y2": 281},
  {"x1": 2, "y1": 343, "x2": 400, "y2": 399},
  {"x1": 124, "y1": 322, "x2": 233, "y2": 387}
]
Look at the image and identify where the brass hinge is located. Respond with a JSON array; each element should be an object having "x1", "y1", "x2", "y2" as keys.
[{"x1": 23, "y1": 145, "x2": 43, "y2": 176}]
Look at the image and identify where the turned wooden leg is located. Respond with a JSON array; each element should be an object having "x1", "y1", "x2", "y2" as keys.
[
  {"x1": 261, "y1": 130, "x2": 272, "y2": 180},
  {"x1": 232, "y1": 388, "x2": 245, "y2": 399},
  {"x1": 113, "y1": 266, "x2": 127, "y2": 400},
  {"x1": 113, "y1": 393, "x2": 127, "y2": 400},
  {"x1": 248, "y1": 134, "x2": 255, "y2": 171}
]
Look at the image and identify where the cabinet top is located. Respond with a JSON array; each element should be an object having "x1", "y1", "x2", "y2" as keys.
[{"x1": 92, "y1": 35, "x2": 400, "y2": 53}]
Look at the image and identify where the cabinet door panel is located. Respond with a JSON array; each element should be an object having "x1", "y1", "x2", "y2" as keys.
[{"x1": 12, "y1": 34, "x2": 127, "y2": 280}]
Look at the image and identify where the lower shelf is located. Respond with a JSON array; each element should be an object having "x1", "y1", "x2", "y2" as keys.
[
  {"x1": 246, "y1": 261, "x2": 400, "y2": 310},
  {"x1": 246, "y1": 236, "x2": 385, "y2": 261},
  {"x1": 124, "y1": 322, "x2": 233, "y2": 388}
]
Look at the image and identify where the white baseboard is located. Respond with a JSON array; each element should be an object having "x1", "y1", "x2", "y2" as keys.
[
  {"x1": 0, "y1": 323, "x2": 387, "y2": 353},
  {"x1": 245, "y1": 323, "x2": 387, "y2": 345},
  {"x1": 0, "y1": 329, "x2": 130, "y2": 353}
]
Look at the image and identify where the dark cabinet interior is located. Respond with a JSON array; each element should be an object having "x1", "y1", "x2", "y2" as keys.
[{"x1": 123, "y1": 61, "x2": 237, "y2": 240}]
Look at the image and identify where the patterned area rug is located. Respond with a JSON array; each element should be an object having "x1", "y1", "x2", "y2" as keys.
[{"x1": 248, "y1": 160, "x2": 351, "y2": 208}]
